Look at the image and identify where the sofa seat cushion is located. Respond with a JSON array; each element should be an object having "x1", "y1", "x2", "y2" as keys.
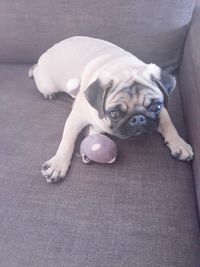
[{"x1": 0, "y1": 64, "x2": 199, "y2": 267}]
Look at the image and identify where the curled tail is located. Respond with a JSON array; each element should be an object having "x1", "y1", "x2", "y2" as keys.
[{"x1": 28, "y1": 64, "x2": 37, "y2": 78}]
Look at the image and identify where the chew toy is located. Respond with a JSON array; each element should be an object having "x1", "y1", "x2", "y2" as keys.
[{"x1": 80, "y1": 134, "x2": 117, "y2": 164}]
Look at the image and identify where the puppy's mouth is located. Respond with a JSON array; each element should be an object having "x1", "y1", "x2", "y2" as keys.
[{"x1": 111, "y1": 120, "x2": 158, "y2": 140}]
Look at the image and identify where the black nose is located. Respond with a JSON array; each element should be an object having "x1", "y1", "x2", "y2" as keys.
[{"x1": 131, "y1": 114, "x2": 146, "y2": 125}]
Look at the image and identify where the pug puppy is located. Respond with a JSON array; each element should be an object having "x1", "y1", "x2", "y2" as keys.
[{"x1": 29, "y1": 36, "x2": 194, "y2": 183}]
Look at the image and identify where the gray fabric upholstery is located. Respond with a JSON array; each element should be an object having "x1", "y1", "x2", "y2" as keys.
[
  {"x1": 180, "y1": 7, "x2": 200, "y2": 216},
  {"x1": 0, "y1": 0, "x2": 196, "y2": 71},
  {"x1": 0, "y1": 64, "x2": 199, "y2": 267}
]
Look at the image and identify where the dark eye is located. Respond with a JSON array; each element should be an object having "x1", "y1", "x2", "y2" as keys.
[
  {"x1": 149, "y1": 103, "x2": 162, "y2": 114},
  {"x1": 109, "y1": 110, "x2": 122, "y2": 120}
]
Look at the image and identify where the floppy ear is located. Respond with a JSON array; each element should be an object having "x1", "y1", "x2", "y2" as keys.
[
  {"x1": 84, "y1": 73, "x2": 113, "y2": 119},
  {"x1": 151, "y1": 70, "x2": 176, "y2": 107},
  {"x1": 160, "y1": 70, "x2": 176, "y2": 95}
]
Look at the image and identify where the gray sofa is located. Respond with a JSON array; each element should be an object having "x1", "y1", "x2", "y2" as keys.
[{"x1": 0, "y1": 1, "x2": 200, "y2": 266}]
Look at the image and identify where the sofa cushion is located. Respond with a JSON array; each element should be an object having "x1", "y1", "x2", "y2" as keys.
[
  {"x1": 0, "y1": 64, "x2": 199, "y2": 267},
  {"x1": 0, "y1": 0, "x2": 197, "y2": 71}
]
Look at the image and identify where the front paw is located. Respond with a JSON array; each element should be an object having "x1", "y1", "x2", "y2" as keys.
[
  {"x1": 165, "y1": 136, "x2": 194, "y2": 161},
  {"x1": 41, "y1": 155, "x2": 70, "y2": 183}
]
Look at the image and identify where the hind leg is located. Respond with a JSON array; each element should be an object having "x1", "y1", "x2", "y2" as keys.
[{"x1": 31, "y1": 65, "x2": 58, "y2": 99}]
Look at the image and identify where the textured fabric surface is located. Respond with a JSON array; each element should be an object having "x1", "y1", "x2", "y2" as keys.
[
  {"x1": 0, "y1": 64, "x2": 199, "y2": 267},
  {"x1": 0, "y1": 0, "x2": 197, "y2": 71},
  {"x1": 179, "y1": 7, "x2": 200, "y2": 216}
]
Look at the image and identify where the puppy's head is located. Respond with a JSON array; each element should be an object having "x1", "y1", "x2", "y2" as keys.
[{"x1": 85, "y1": 65, "x2": 176, "y2": 139}]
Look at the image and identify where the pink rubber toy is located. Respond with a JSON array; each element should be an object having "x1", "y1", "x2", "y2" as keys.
[{"x1": 80, "y1": 134, "x2": 118, "y2": 164}]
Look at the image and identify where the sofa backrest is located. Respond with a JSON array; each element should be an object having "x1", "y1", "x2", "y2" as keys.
[{"x1": 0, "y1": 0, "x2": 197, "y2": 71}]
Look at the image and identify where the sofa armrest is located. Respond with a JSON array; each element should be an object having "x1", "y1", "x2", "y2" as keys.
[{"x1": 179, "y1": 6, "x2": 200, "y2": 215}]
